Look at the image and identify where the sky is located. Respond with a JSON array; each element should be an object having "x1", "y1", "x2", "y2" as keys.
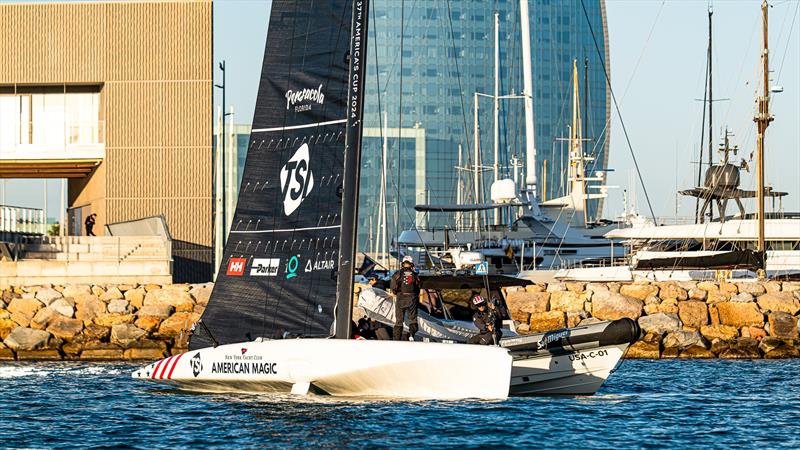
[{"x1": 2, "y1": 0, "x2": 799, "y2": 223}]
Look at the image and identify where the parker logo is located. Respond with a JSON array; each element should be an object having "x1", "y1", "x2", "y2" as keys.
[
  {"x1": 280, "y1": 144, "x2": 314, "y2": 216},
  {"x1": 250, "y1": 258, "x2": 280, "y2": 276},
  {"x1": 190, "y1": 353, "x2": 203, "y2": 378},
  {"x1": 285, "y1": 84, "x2": 324, "y2": 112},
  {"x1": 226, "y1": 258, "x2": 247, "y2": 276}
]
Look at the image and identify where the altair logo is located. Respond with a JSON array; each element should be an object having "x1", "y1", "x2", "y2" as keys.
[{"x1": 280, "y1": 143, "x2": 314, "y2": 215}]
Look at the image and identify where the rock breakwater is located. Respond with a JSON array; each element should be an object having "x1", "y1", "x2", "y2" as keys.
[
  {"x1": 0, "y1": 283, "x2": 211, "y2": 361},
  {"x1": 504, "y1": 280, "x2": 800, "y2": 359}
]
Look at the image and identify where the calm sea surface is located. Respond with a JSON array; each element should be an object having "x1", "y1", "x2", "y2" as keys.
[{"x1": 0, "y1": 359, "x2": 798, "y2": 449}]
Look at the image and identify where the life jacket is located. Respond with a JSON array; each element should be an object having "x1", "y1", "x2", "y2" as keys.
[{"x1": 398, "y1": 269, "x2": 419, "y2": 295}]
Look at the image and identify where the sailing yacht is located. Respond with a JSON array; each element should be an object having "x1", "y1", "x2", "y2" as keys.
[
  {"x1": 398, "y1": 59, "x2": 633, "y2": 274},
  {"x1": 133, "y1": 0, "x2": 512, "y2": 400},
  {"x1": 555, "y1": 1, "x2": 800, "y2": 283}
]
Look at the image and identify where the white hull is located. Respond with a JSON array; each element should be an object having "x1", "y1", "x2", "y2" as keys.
[
  {"x1": 509, "y1": 344, "x2": 628, "y2": 395},
  {"x1": 133, "y1": 338, "x2": 512, "y2": 400}
]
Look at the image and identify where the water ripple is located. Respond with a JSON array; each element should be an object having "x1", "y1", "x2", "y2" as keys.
[{"x1": 0, "y1": 360, "x2": 798, "y2": 448}]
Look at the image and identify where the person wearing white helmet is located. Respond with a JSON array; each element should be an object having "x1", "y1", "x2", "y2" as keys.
[
  {"x1": 468, "y1": 294, "x2": 501, "y2": 345},
  {"x1": 389, "y1": 255, "x2": 421, "y2": 340}
]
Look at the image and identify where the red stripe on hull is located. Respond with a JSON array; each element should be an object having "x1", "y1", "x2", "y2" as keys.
[
  {"x1": 151, "y1": 358, "x2": 167, "y2": 379},
  {"x1": 166, "y1": 353, "x2": 184, "y2": 380}
]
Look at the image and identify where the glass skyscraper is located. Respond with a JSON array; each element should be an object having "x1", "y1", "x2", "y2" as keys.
[{"x1": 358, "y1": 0, "x2": 611, "y2": 252}]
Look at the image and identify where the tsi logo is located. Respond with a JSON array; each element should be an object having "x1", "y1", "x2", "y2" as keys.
[
  {"x1": 280, "y1": 143, "x2": 314, "y2": 215},
  {"x1": 226, "y1": 258, "x2": 247, "y2": 276},
  {"x1": 250, "y1": 258, "x2": 280, "y2": 276},
  {"x1": 190, "y1": 353, "x2": 203, "y2": 378}
]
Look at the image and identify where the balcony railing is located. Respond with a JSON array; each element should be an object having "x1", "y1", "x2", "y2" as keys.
[{"x1": 0, "y1": 205, "x2": 46, "y2": 235}]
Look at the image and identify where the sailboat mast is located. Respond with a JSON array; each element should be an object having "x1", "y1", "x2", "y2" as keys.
[
  {"x1": 493, "y1": 11, "x2": 500, "y2": 226},
  {"x1": 707, "y1": 5, "x2": 714, "y2": 221},
  {"x1": 519, "y1": 0, "x2": 538, "y2": 207},
  {"x1": 456, "y1": 143, "x2": 463, "y2": 228},
  {"x1": 335, "y1": 0, "x2": 371, "y2": 340},
  {"x1": 473, "y1": 92, "x2": 480, "y2": 232},
  {"x1": 754, "y1": 0, "x2": 772, "y2": 274}
]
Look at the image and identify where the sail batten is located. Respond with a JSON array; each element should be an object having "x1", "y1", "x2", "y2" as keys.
[{"x1": 191, "y1": 0, "x2": 357, "y2": 350}]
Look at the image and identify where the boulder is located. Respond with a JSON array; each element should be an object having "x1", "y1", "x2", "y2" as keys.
[
  {"x1": 620, "y1": 283, "x2": 659, "y2": 300},
  {"x1": 124, "y1": 348, "x2": 167, "y2": 360},
  {"x1": 657, "y1": 300, "x2": 679, "y2": 314},
  {"x1": 566, "y1": 311, "x2": 588, "y2": 328},
  {"x1": 663, "y1": 330, "x2": 705, "y2": 350},
  {"x1": 30, "y1": 307, "x2": 59, "y2": 330},
  {"x1": 680, "y1": 346, "x2": 715, "y2": 358},
  {"x1": 736, "y1": 282, "x2": 766, "y2": 296},
  {"x1": 700, "y1": 324, "x2": 739, "y2": 341},
  {"x1": 4, "y1": 327, "x2": 50, "y2": 351},
  {"x1": 157, "y1": 312, "x2": 200, "y2": 337},
  {"x1": 768, "y1": 312, "x2": 798, "y2": 339},
  {"x1": 592, "y1": 290, "x2": 643, "y2": 321},
  {"x1": 16, "y1": 349, "x2": 61, "y2": 360},
  {"x1": 710, "y1": 339, "x2": 734, "y2": 355},
  {"x1": 740, "y1": 327, "x2": 767, "y2": 340},
  {"x1": 783, "y1": 282, "x2": 800, "y2": 292},
  {"x1": 91, "y1": 285, "x2": 106, "y2": 297},
  {"x1": 758, "y1": 337, "x2": 788, "y2": 354},
  {"x1": 124, "y1": 288, "x2": 147, "y2": 309},
  {"x1": 716, "y1": 302, "x2": 764, "y2": 328},
  {"x1": 163, "y1": 284, "x2": 191, "y2": 292},
  {"x1": 764, "y1": 346, "x2": 800, "y2": 359},
  {"x1": 62, "y1": 285, "x2": 91, "y2": 298},
  {"x1": 7, "y1": 298, "x2": 45, "y2": 327},
  {"x1": 719, "y1": 338, "x2": 761, "y2": 359},
  {"x1": 730, "y1": 293, "x2": 754, "y2": 303},
  {"x1": 688, "y1": 288, "x2": 707, "y2": 301},
  {"x1": 189, "y1": 284, "x2": 213, "y2": 306},
  {"x1": 117, "y1": 284, "x2": 136, "y2": 292},
  {"x1": 525, "y1": 283, "x2": 547, "y2": 293},
  {"x1": 528, "y1": 311, "x2": 566, "y2": 333},
  {"x1": 144, "y1": 288, "x2": 195, "y2": 309},
  {"x1": 764, "y1": 281, "x2": 782, "y2": 293},
  {"x1": 641, "y1": 332, "x2": 662, "y2": 344},
  {"x1": 135, "y1": 316, "x2": 162, "y2": 333},
  {"x1": 638, "y1": 313, "x2": 682, "y2": 335},
  {"x1": 661, "y1": 348, "x2": 680, "y2": 359},
  {"x1": 107, "y1": 299, "x2": 132, "y2": 314},
  {"x1": 756, "y1": 292, "x2": 800, "y2": 315},
  {"x1": 62, "y1": 342, "x2": 83, "y2": 358},
  {"x1": 137, "y1": 304, "x2": 174, "y2": 318},
  {"x1": 625, "y1": 341, "x2": 660, "y2": 359},
  {"x1": 549, "y1": 291, "x2": 588, "y2": 312},
  {"x1": 82, "y1": 324, "x2": 111, "y2": 342},
  {"x1": 505, "y1": 291, "x2": 549, "y2": 323},
  {"x1": 144, "y1": 284, "x2": 162, "y2": 292},
  {"x1": 706, "y1": 290, "x2": 731, "y2": 304},
  {"x1": 565, "y1": 282, "x2": 586, "y2": 292},
  {"x1": 100, "y1": 287, "x2": 124, "y2": 302},
  {"x1": 643, "y1": 304, "x2": 659, "y2": 315},
  {"x1": 585, "y1": 283, "x2": 610, "y2": 293},
  {"x1": 92, "y1": 313, "x2": 135, "y2": 327},
  {"x1": 46, "y1": 317, "x2": 84, "y2": 341},
  {"x1": 49, "y1": 298, "x2": 75, "y2": 318},
  {"x1": 0, "y1": 318, "x2": 18, "y2": 339},
  {"x1": 75, "y1": 296, "x2": 107, "y2": 323},
  {"x1": 719, "y1": 282, "x2": 739, "y2": 295},
  {"x1": 657, "y1": 283, "x2": 688, "y2": 301},
  {"x1": 35, "y1": 288, "x2": 63, "y2": 305},
  {"x1": 697, "y1": 281, "x2": 719, "y2": 291},
  {"x1": 110, "y1": 323, "x2": 147, "y2": 348},
  {"x1": 546, "y1": 283, "x2": 566, "y2": 293},
  {"x1": 678, "y1": 301, "x2": 708, "y2": 329}
]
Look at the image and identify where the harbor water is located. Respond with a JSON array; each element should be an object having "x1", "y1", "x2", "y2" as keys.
[{"x1": 1, "y1": 359, "x2": 798, "y2": 448}]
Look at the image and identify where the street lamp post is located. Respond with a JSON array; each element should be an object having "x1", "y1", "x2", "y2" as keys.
[{"x1": 214, "y1": 60, "x2": 232, "y2": 247}]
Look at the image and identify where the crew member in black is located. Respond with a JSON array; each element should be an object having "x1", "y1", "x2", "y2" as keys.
[
  {"x1": 390, "y1": 255, "x2": 421, "y2": 341},
  {"x1": 468, "y1": 295, "x2": 501, "y2": 345}
]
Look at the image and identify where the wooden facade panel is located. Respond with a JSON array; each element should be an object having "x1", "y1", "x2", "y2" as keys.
[{"x1": 1, "y1": 1, "x2": 212, "y2": 266}]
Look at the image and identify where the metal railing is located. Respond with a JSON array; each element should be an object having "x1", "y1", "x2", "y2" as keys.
[{"x1": 0, "y1": 205, "x2": 46, "y2": 235}]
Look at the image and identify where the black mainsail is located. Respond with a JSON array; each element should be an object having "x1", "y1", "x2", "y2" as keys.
[{"x1": 191, "y1": 0, "x2": 369, "y2": 349}]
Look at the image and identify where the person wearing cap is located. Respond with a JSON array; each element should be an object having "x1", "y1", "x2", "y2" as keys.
[
  {"x1": 389, "y1": 255, "x2": 421, "y2": 341},
  {"x1": 468, "y1": 295, "x2": 501, "y2": 345}
]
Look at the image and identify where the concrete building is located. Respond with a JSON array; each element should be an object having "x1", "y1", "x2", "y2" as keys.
[
  {"x1": 359, "y1": 0, "x2": 611, "y2": 250},
  {"x1": 0, "y1": 1, "x2": 213, "y2": 281}
]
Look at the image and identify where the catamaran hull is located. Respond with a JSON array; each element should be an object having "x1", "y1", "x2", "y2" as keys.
[
  {"x1": 509, "y1": 343, "x2": 628, "y2": 395},
  {"x1": 132, "y1": 338, "x2": 512, "y2": 400}
]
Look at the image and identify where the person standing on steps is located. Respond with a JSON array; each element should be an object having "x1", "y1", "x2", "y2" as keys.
[
  {"x1": 84, "y1": 213, "x2": 97, "y2": 236},
  {"x1": 390, "y1": 255, "x2": 421, "y2": 341}
]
